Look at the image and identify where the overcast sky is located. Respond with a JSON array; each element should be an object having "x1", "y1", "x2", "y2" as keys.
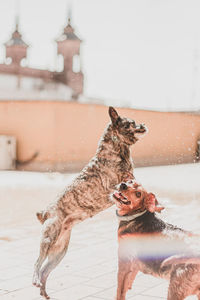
[{"x1": 0, "y1": 0, "x2": 200, "y2": 111}]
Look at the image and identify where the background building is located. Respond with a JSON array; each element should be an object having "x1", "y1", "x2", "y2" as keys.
[{"x1": 0, "y1": 14, "x2": 83, "y2": 100}]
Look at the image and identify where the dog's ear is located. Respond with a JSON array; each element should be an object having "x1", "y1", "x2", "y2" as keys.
[
  {"x1": 144, "y1": 193, "x2": 164, "y2": 213},
  {"x1": 109, "y1": 107, "x2": 121, "y2": 126}
]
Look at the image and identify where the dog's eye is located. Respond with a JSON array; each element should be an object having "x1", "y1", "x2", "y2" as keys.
[
  {"x1": 124, "y1": 123, "x2": 130, "y2": 129},
  {"x1": 132, "y1": 121, "x2": 136, "y2": 128},
  {"x1": 135, "y1": 191, "x2": 141, "y2": 198}
]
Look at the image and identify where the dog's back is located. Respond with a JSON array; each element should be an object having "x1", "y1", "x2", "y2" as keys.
[{"x1": 118, "y1": 212, "x2": 187, "y2": 277}]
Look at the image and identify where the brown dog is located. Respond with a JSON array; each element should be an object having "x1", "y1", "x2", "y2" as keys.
[
  {"x1": 112, "y1": 179, "x2": 200, "y2": 300},
  {"x1": 33, "y1": 107, "x2": 147, "y2": 299}
]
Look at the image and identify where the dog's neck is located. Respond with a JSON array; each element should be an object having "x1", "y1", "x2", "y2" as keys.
[
  {"x1": 116, "y1": 209, "x2": 147, "y2": 222},
  {"x1": 96, "y1": 124, "x2": 132, "y2": 161}
]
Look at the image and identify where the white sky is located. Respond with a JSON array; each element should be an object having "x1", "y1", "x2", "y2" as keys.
[{"x1": 0, "y1": 0, "x2": 200, "y2": 111}]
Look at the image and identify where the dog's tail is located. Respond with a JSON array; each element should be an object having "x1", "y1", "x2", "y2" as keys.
[{"x1": 36, "y1": 210, "x2": 49, "y2": 224}]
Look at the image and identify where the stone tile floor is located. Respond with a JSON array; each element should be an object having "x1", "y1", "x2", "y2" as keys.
[{"x1": 0, "y1": 163, "x2": 199, "y2": 299}]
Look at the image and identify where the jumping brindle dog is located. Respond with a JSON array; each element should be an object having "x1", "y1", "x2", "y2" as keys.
[{"x1": 33, "y1": 106, "x2": 147, "y2": 298}]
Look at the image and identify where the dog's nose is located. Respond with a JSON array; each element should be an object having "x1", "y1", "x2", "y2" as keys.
[
  {"x1": 120, "y1": 183, "x2": 127, "y2": 190},
  {"x1": 140, "y1": 124, "x2": 145, "y2": 129}
]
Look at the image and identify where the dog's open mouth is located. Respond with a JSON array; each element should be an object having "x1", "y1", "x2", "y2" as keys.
[
  {"x1": 135, "y1": 128, "x2": 146, "y2": 134},
  {"x1": 113, "y1": 192, "x2": 131, "y2": 205}
]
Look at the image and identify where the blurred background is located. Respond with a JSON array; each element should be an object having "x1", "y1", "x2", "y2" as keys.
[
  {"x1": 1, "y1": 0, "x2": 200, "y2": 110},
  {"x1": 0, "y1": 0, "x2": 199, "y2": 171}
]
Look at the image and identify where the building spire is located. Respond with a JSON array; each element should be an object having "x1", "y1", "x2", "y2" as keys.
[
  {"x1": 57, "y1": 4, "x2": 80, "y2": 41},
  {"x1": 67, "y1": 5, "x2": 72, "y2": 25},
  {"x1": 15, "y1": 0, "x2": 20, "y2": 30},
  {"x1": 15, "y1": 15, "x2": 19, "y2": 32},
  {"x1": 5, "y1": 13, "x2": 28, "y2": 47}
]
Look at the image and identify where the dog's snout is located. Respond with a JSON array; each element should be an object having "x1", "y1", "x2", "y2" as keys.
[{"x1": 120, "y1": 183, "x2": 127, "y2": 190}]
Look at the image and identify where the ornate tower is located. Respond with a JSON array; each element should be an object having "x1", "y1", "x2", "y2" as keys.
[
  {"x1": 5, "y1": 17, "x2": 28, "y2": 65},
  {"x1": 56, "y1": 13, "x2": 83, "y2": 98}
]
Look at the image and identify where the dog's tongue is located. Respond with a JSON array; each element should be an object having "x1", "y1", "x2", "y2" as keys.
[
  {"x1": 113, "y1": 193, "x2": 131, "y2": 206},
  {"x1": 113, "y1": 192, "x2": 120, "y2": 199}
]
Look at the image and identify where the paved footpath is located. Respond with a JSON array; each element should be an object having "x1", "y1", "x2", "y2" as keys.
[{"x1": 0, "y1": 164, "x2": 199, "y2": 300}]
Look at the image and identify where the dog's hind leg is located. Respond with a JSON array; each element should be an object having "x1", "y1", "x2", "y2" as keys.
[
  {"x1": 33, "y1": 217, "x2": 61, "y2": 288},
  {"x1": 167, "y1": 277, "x2": 189, "y2": 300},
  {"x1": 39, "y1": 229, "x2": 71, "y2": 299},
  {"x1": 33, "y1": 240, "x2": 50, "y2": 287},
  {"x1": 167, "y1": 289, "x2": 185, "y2": 300}
]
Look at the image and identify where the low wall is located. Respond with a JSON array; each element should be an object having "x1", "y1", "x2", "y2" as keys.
[{"x1": 0, "y1": 100, "x2": 199, "y2": 172}]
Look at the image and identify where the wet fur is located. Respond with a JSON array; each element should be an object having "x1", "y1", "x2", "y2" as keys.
[
  {"x1": 114, "y1": 182, "x2": 200, "y2": 300},
  {"x1": 33, "y1": 107, "x2": 147, "y2": 299}
]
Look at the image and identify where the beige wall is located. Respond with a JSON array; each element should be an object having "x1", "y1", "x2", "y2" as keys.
[{"x1": 0, "y1": 100, "x2": 199, "y2": 172}]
